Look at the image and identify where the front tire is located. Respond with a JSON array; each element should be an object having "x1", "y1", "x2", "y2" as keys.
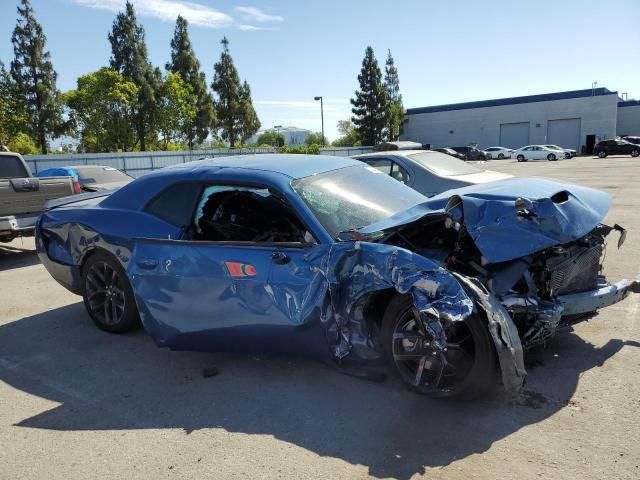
[
  {"x1": 82, "y1": 251, "x2": 140, "y2": 333},
  {"x1": 547, "y1": 153, "x2": 557, "y2": 161},
  {"x1": 631, "y1": 150, "x2": 639, "y2": 157},
  {"x1": 517, "y1": 154, "x2": 525, "y2": 162},
  {"x1": 381, "y1": 295, "x2": 497, "y2": 399},
  {"x1": 497, "y1": 153, "x2": 505, "y2": 159}
]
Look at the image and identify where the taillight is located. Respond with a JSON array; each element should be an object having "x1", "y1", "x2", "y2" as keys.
[{"x1": 73, "y1": 181, "x2": 82, "y2": 193}]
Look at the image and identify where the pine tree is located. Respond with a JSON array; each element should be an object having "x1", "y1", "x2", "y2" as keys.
[
  {"x1": 383, "y1": 50, "x2": 404, "y2": 141},
  {"x1": 211, "y1": 37, "x2": 259, "y2": 147},
  {"x1": 166, "y1": 15, "x2": 215, "y2": 148},
  {"x1": 350, "y1": 46, "x2": 388, "y2": 146},
  {"x1": 238, "y1": 80, "x2": 260, "y2": 143},
  {"x1": 108, "y1": 1, "x2": 160, "y2": 151},
  {"x1": 10, "y1": 0, "x2": 64, "y2": 153}
]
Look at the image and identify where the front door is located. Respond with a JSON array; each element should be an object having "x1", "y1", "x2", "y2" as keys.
[{"x1": 128, "y1": 240, "x2": 331, "y2": 356}]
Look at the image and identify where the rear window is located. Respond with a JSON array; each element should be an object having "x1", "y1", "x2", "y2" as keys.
[
  {"x1": 77, "y1": 167, "x2": 131, "y2": 185},
  {"x1": 408, "y1": 152, "x2": 483, "y2": 176},
  {"x1": 0, "y1": 155, "x2": 29, "y2": 179}
]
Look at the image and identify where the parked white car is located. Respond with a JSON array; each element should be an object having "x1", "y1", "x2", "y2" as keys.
[
  {"x1": 544, "y1": 144, "x2": 576, "y2": 158},
  {"x1": 484, "y1": 146, "x2": 513, "y2": 159},
  {"x1": 513, "y1": 145, "x2": 566, "y2": 162}
]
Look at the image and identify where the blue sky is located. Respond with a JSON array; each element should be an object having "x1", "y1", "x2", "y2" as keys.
[{"x1": 1, "y1": 0, "x2": 639, "y2": 140}]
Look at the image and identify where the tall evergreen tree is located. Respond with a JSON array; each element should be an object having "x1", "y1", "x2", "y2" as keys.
[
  {"x1": 108, "y1": 1, "x2": 160, "y2": 151},
  {"x1": 238, "y1": 80, "x2": 260, "y2": 143},
  {"x1": 211, "y1": 37, "x2": 259, "y2": 146},
  {"x1": 166, "y1": 15, "x2": 215, "y2": 148},
  {"x1": 383, "y1": 50, "x2": 404, "y2": 141},
  {"x1": 350, "y1": 46, "x2": 388, "y2": 146},
  {"x1": 10, "y1": 0, "x2": 64, "y2": 153}
]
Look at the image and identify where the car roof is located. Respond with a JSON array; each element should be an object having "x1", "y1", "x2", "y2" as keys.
[
  {"x1": 351, "y1": 149, "x2": 427, "y2": 159},
  {"x1": 160, "y1": 154, "x2": 361, "y2": 180}
]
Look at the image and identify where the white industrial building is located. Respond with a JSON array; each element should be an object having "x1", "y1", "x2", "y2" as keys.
[
  {"x1": 401, "y1": 88, "x2": 640, "y2": 154},
  {"x1": 248, "y1": 126, "x2": 311, "y2": 146}
]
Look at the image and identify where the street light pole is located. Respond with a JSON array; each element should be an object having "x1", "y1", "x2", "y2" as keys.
[{"x1": 314, "y1": 96, "x2": 324, "y2": 146}]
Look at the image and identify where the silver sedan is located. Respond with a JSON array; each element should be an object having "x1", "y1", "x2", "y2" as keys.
[{"x1": 351, "y1": 150, "x2": 512, "y2": 197}]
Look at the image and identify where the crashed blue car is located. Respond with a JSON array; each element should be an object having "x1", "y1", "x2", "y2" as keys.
[{"x1": 36, "y1": 155, "x2": 639, "y2": 399}]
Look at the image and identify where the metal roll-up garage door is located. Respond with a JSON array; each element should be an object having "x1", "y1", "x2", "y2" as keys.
[
  {"x1": 547, "y1": 118, "x2": 581, "y2": 150},
  {"x1": 499, "y1": 122, "x2": 530, "y2": 149}
]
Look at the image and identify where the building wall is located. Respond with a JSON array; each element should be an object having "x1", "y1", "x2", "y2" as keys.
[
  {"x1": 617, "y1": 102, "x2": 640, "y2": 136},
  {"x1": 401, "y1": 94, "x2": 619, "y2": 151}
]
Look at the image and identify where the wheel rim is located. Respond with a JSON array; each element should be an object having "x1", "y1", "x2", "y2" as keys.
[
  {"x1": 632, "y1": 151, "x2": 639, "y2": 157},
  {"x1": 85, "y1": 261, "x2": 126, "y2": 325},
  {"x1": 391, "y1": 308, "x2": 476, "y2": 394},
  {"x1": 599, "y1": 152, "x2": 606, "y2": 158}
]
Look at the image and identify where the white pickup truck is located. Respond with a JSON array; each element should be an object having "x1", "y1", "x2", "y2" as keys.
[{"x1": 0, "y1": 151, "x2": 75, "y2": 242}]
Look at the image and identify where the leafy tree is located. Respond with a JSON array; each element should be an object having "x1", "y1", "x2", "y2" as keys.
[
  {"x1": 7, "y1": 132, "x2": 38, "y2": 154},
  {"x1": 212, "y1": 37, "x2": 260, "y2": 146},
  {"x1": 305, "y1": 132, "x2": 328, "y2": 146},
  {"x1": 65, "y1": 68, "x2": 139, "y2": 152},
  {"x1": 350, "y1": 46, "x2": 388, "y2": 146},
  {"x1": 257, "y1": 130, "x2": 284, "y2": 147},
  {"x1": 10, "y1": 0, "x2": 65, "y2": 153},
  {"x1": 332, "y1": 119, "x2": 361, "y2": 147},
  {"x1": 239, "y1": 80, "x2": 260, "y2": 143},
  {"x1": 108, "y1": 1, "x2": 161, "y2": 151},
  {"x1": 155, "y1": 72, "x2": 197, "y2": 150},
  {"x1": 166, "y1": 16, "x2": 215, "y2": 148},
  {"x1": 0, "y1": 60, "x2": 30, "y2": 149},
  {"x1": 383, "y1": 50, "x2": 404, "y2": 141}
]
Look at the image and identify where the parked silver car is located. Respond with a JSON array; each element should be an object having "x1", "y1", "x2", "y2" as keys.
[{"x1": 351, "y1": 150, "x2": 512, "y2": 197}]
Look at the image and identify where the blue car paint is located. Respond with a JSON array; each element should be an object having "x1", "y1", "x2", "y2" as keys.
[
  {"x1": 36, "y1": 155, "x2": 630, "y2": 393},
  {"x1": 127, "y1": 239, "x2": 475, "y2": 363},
  {"x1": 356, "y1": 176, "x2": 612, "y2": 263}
]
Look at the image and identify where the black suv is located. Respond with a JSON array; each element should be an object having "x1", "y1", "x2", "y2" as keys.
[
  {"x1": 593, "y1": 139, "x2": 640, "y2": 158},
  {"x1": 451, "y1": 146, "x2": 487, "y2": 160}
]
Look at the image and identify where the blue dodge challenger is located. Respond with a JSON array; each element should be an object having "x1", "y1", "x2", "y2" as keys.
[{"x1": 36, "y1": 155, "x2": 639, "y2": 399}]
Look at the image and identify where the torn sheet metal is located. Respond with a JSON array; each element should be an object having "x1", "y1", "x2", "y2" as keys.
[{"x1": 317, "y1": 241, "x2": 474, "y2": 359}]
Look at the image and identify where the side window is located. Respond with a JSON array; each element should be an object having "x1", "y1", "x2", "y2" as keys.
[
  {"x1": 144, "y1": 182, "x2": 202, "y2": 227},
  {"x1": 191, "y1": 185, "x2": 310, "y2": 243},
  {"x1": 364, "y1": 158, "x2": 393, "y2": 175},
  {"x1": 390, "y1": 162, "x2": 410, "y2": 183}
]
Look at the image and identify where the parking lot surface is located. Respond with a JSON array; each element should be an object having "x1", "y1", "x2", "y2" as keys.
[{"x1": 1, "y1": 156, "x2": 639, "y2": 480}]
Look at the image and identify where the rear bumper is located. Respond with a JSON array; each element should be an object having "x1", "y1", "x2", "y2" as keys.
[
  {"x1": 557, "y1": 279, "x2": 640, "y2": 316},
  {"x1": 0, "y1": 213, "x2": 39, "y2": 235}
]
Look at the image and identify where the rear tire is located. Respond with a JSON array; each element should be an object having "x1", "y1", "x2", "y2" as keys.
[
  {"x1": 82, "y1": 251, "x2": 140, "y2": 333},
  {"x1": 547, "y1": 153, "x2": 557, "y2": 161},
  {"x1": 381, "y1": 295, "x2": 497, "y2": 400},
  {"x1": 517, "y1": 154, "x2": 525, "y2": 162},
  {"x1": 598, "y1": 151, "x2": 607, "y2": 158}
]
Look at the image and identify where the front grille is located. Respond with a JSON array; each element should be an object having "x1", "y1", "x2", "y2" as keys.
[{"x1": 548, "y1": 245, "x2": 602, "y2": 295}]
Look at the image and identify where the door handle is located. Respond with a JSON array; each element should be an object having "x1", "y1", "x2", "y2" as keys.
[
  {"x1": 136, "y1": 258, "x2": 159, "y2": 270},
  {"x1": 271, "y1": 252, "x2": 290, "y2": 265}
]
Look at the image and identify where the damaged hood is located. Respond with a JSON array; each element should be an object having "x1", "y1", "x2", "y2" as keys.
[{"x1": 357, "y1": 177, "x2": 611, "y2": 263}]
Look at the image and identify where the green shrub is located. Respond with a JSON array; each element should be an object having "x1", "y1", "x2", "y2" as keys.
[{"x1": 280, "y1": 144, "x2": 320, "y2": 155}]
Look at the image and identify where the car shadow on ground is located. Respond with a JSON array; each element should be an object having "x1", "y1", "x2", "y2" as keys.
[
  {"x1": 0, "y1": 303, "x2": 635, "y2": 479},
  {"x1": 0, "y1": 244, "x2": 39, "y2": 272}
]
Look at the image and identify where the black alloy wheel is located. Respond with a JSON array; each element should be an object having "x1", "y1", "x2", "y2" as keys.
[
  {"x1": 82, "y1": 252, "x2": 140, "y2": 332},
  {"x1": 381, "y1": 295, "x2": 497, "y2": 399}
]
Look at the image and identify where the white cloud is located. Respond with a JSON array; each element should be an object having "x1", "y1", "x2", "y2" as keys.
[
  {"x1": 235, "y1": 6, "x2": 283, "y2": 23},
  {"x1": 73, "y1": 1, "x2": 282, "y2": 30}
]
